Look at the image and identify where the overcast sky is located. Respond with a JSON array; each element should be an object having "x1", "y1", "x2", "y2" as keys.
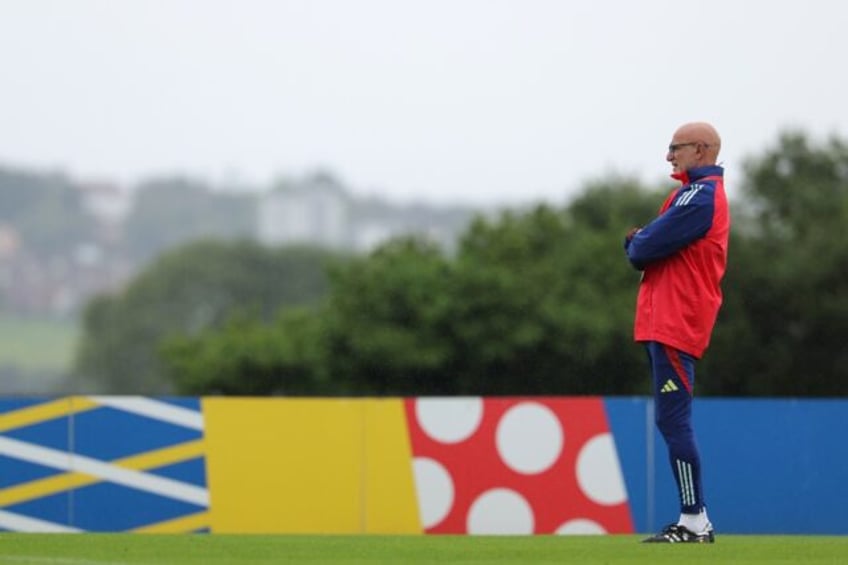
[{"x1": 1, "y1": 0, "x2": 846, "y2": 206}]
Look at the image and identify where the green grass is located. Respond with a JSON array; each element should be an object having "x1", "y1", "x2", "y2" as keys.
[
  {"x1": 0, "y1": 534, "x2": 846, "y2": 564},
  {"x1": 0, "y1": 315, "x2": 78, "y2": 372}
]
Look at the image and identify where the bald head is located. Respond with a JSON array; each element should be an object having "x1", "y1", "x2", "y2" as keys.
[
  {"x1": 674, "y1": 122, "x2": 721, "y2": 163},
  {"x1": 667, "y1": 122, "x2": 722, "y2": 173}
]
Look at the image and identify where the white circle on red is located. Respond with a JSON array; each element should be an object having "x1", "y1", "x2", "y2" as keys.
[
  {"x1": 556, "y1": 518, "x2": 607, "y2": 535},
  {"x1": 415, "y1": 397, "x2": 483, "y2": 444},
  {"x1": 466, "y1": 488, "x2": 535, "y2": 535},
  {"x1": 575, "y1": 432, "x2": 628, "y2": 506},
  {"x1": 412, "y1": 457, "x2": 455, "y2": 528},
  {"x1": 495, "y1": 401, "x2": 564, "y2": 474}
]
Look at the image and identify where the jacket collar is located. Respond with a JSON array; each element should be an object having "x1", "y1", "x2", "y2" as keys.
[{"x1": 671, "y1": 165, "x2": 724, "y2": 185}]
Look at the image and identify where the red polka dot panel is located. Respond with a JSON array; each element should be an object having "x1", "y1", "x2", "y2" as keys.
[{"x1": 405, "y1": 397, "x2": 634, "y2": 535}]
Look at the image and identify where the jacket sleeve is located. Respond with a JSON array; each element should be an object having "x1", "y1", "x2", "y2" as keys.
[{"x1": 626, "y1": 182, "x2": 716, "y2": 270}]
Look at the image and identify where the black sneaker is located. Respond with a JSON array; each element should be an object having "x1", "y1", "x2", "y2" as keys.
[{"x1": 641, "y1": 523, "x2": 715, "y2": 543}]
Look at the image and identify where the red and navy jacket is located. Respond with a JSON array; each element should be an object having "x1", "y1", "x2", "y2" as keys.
[{"x1": 624, "y1": 165, "x2": 730, "y2": 358}]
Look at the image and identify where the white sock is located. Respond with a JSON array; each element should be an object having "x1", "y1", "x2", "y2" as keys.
[{"x1": 678, "y1": 509, "x2": 710, "y2": 533}]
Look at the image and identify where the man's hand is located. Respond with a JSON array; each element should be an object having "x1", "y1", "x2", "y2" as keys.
[{"x1": 626, "y1": 227, "x2": 642, "y2": 242}]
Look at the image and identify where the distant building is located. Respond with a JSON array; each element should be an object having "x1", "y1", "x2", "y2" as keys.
[
  {"x1": 257, "y1": 173, "x2": 476, "y2": 254},
  {"x1": 77, "y1": 181, "x2": 133, "y2": 247},
  {"x1": 77, "y1": 181, "x2": 132, "y2": 224},
  {"x1": 257, "y1": 175, "x2": 352, "y2": 249},
  {"x1": 351, "y1": 221, "x2": 400, "y2": 251}
]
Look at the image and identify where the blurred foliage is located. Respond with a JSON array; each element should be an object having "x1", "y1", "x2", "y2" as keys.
[
  {"x1": 156, "y1": 187, "x2": 663, "y2": 397},
  {"x1": 324, "y1": 238, "x2": 456, "y2": 395},
  {"x1": 701, "y1": 131, "x2": 848, "y2": 396},
  {"x1": 73, "y1": 240, "x2": 334, "y2": 393},
  {"x1": 124, "y1": 177, "x2": 255, "y2": 262},
  {"x1": 161, "y1": 308, "x2": 333, "y2": 395},
  {"x1": 0, "y1": 167, "x2": 96, "y2": 255},
  {"x1": 72, "y1": 129, "x2": 848, "y2": 397}
]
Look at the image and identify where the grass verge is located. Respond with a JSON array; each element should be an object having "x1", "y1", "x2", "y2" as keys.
[{"x1": 0, "y1": 534, "x2": 847, "y2": 564}]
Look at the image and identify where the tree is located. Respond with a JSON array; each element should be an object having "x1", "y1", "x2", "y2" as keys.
[
  {"x1": 123, "y1": 177, "x2": 255, "y2": 262},
  {"x1": 0, "y1": 167, "x2": 95, "y2": 255},
  {"x1": 151, "y1": 178, "x2": 666, "y2": 397},
  {"x1": 73, "y1": 240, "x2": 334, "y2": 393},
  {"x1": 702, "y1": 131, "x2": 848, "y2": 396},
  {"x1": 324, "y1": 237, "x2": 456, "y2": 395},
  {"x1": 446, "y1": 183, "x2": 659, "y2": 396},
  {"x1": 319, "y1": 180, "x2": 660, "y2": 397},
  {"x1": 161, "y1": 307, "x2": 334, "y2": 396}
]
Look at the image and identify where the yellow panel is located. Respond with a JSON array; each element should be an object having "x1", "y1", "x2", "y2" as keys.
[
  {"x1": 363, "y1": 399, "x2": 421, "y2": 534},
  {"x1": 202, "y1": 398, "x2": 363, "y2": 533}
]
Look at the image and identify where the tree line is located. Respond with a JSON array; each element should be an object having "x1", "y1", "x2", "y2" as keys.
[{"x1": 70, "y1": 131, "x2": 848, "y2": 397}]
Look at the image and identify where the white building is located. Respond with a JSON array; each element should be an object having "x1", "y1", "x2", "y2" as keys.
[
  {"x1": 257, "y1": 176, "x2": 351, "y2": 249},
  {"x1": 257, "y1": 174, "x2": 473, "y2": 253}
]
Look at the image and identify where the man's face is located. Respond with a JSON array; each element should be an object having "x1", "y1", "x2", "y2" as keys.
[{"x1": 666, "y1": 138, "x2": 700, "y2": 174}]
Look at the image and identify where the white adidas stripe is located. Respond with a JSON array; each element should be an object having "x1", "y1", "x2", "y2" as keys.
[
  {"x1": 675, "y1": 185, "x2": 703, "y2": 206},
  {"x1": 676, "y1": 459, "x2": 695, "y2": 507}
]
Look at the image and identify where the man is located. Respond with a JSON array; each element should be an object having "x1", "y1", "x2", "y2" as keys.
[{"x1": 624, "y1": 122, "x2": 729, "y2": 543}]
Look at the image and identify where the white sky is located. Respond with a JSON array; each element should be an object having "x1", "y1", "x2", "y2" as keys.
[{"x1": 1, "y1": 0, "x2": 846, "y2": 206}]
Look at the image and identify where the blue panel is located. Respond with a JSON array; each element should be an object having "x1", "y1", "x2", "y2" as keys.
[
  {"x1": 606, "y1": 397, "x2": 848, "y2": 535},
  {"x1": 604, "y1": 397, "x2": 650, "y2": 533},
  {"x1": 148, "y1": 457, "x2": 207, "y2": 487},
  {"x1": 0, "y1": 453, "x2": 66, "y2": 488},
  {"x1": 0, "y1": 396, "x2": 208, "y2": 533},
  {"x1": 70, "y1": 481, "x2": 206, "y2": 531},
  {"x1": 72, "y1": 407, "x2": 202, "y2": 461},
  {"x1": 695, "y1": 398, "x2": 848, "y2": 535},
  {"x1": 6, "y1": 491, "x2": 71, "y2": 528},
  {"x1": 0, "y1": 398, "x2": 57, "y2": 415},
  {"x1": 4, "y1": 416, "x2": 71, "y2": 452}
]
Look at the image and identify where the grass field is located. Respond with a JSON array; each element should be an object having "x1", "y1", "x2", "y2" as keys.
[
  {"x1": 0, "y1": 534, "x2": 847, "y2": 564},
  {"x1": 0, "y1": 315, "x2": 78, "y2": 372}
]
